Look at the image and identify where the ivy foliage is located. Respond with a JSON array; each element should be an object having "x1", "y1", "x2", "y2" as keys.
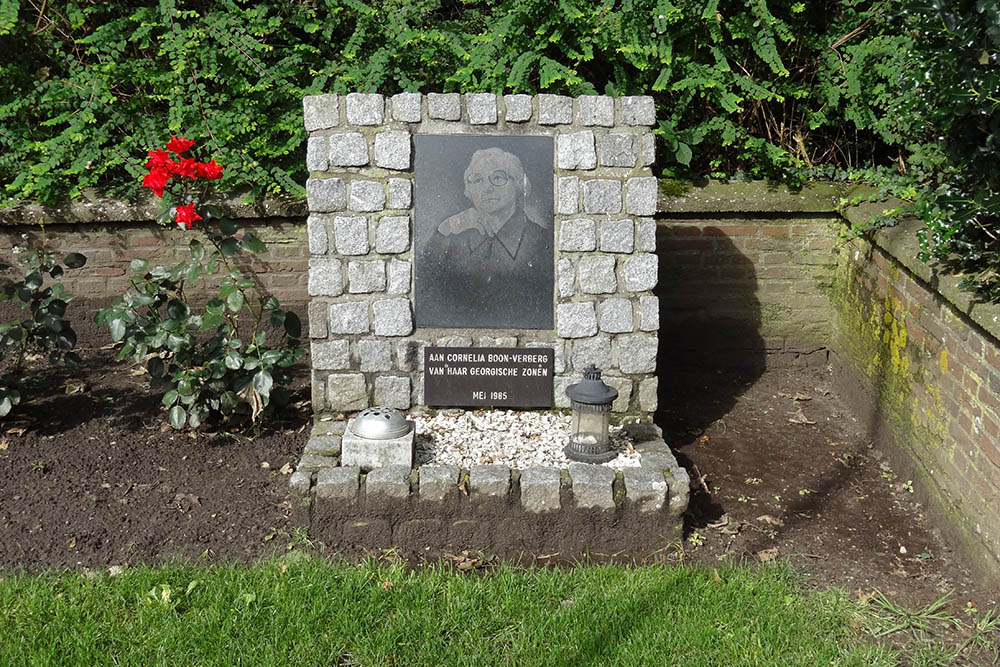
[{"x1": 0, "y1": 0, "x2": 997, "y2": 298}]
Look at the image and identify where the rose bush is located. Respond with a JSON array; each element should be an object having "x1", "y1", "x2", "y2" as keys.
[
  {"x1": 0, "y1": 237, "x2": 87, "y2": 416},
  {"x1": 96, "y1": 137, "x2": 303, "y2": 430}
]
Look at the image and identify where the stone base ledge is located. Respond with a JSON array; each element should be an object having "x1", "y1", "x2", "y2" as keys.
[{"x1": 290, "y1": 419, "x2": 690, "y2": 558}]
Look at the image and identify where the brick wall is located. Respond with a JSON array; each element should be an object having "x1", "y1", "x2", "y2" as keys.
[
  {"x1": 833, "y1": 211, "x2": 1000, "y2": 576},
  {"x1": 0, "y1": 217, "x2": 309, "y2": 306}
]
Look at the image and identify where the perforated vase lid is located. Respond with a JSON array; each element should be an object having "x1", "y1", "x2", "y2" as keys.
[{"x1": 349, "y1": 407, "x2": 412, "y2": 440}]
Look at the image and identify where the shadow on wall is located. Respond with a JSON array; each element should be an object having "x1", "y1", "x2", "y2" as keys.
[{"x1": 654, "y1": 223, "x2": 766, "y2": 445}]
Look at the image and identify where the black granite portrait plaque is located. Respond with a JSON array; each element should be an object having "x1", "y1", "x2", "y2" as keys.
[
  {"x1": 414, "y1": 135, "x2": 554, "y2": 329},
  {"x1": 423, "y1": 347, "x2": 554, "y2": 407}
]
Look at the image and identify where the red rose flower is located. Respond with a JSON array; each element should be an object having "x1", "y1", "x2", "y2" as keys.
[
  {"x1": 195, "y1": 160, "x2": 224, "y2": 180},
  {"x1": 175, "y1": 157, "x2": 199, "y2": 180},
  {"x1": 145, "y1": 149, "x2": 172, "y2": 169},
  {"x1": 174, "y1": 203, "x2": 202, "y2": 228},
  {"x1": 142, "y1": 167, "x2": 172, "y2": 198},
  {"x1": 165, "y1": 136, "x2": 196, "y2": 154}
]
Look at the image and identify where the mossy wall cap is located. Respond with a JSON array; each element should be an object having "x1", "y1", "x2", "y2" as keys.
[{"x1": 349, "y1": 407, "x2": 412, "y2": 439}]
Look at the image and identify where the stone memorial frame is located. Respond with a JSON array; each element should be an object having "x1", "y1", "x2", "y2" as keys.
[{"x1": 304, "y1": 92, "x2": 659, "y2": 416}]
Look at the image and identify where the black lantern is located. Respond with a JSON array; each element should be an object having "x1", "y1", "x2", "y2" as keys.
[{"x1": 563, "y1": 365, "x2": 618, "y2": 464}]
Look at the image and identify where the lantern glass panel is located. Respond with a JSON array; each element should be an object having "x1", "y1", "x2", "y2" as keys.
[{"x1": 571, "y1": 408, "x2": 609, "y2": 446}]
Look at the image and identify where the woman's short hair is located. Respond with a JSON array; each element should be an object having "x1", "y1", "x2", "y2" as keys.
[{"x1": 464, "y1": 148, "x2": 530, "y2": 202}]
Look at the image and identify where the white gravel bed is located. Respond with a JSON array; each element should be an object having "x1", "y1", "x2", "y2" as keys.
[{"x1": 412, "y1": 410, "x2": 641, "y2": 469}]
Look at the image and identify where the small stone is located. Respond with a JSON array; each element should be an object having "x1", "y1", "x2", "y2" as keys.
[
  {"x1": 374, "y1": 131, "x2": 411, "y2": 170},
  {"x1": 582, "y1": 179, "x2": 622, "y2": 214},
  {"x1": 538, "y1": 94, "x2": 573, "y2": 124},
  {"x1": 306, "y1": 214, "x2": 331, "y2": 254},
  {"x1": 557, "y1": 131, "x2": 596, "y2": 170},
  {"x1": 315, "y1": 466, "x2": 360, "y2": 501},
  {"x1": 571, "y1": 335, "x2": 612, "y2": 369},
  {"x1": 466, "y1": 93, "x2": 498, "y2": 124},
  {"x1": 577, "y1": 95, "x2": 614, "y2": 127},
  {"x1": 311, "y1": 339, "x2": 350, "y2": 370},
  {"x1": 557, "y1": 176, "x2": 579, "y2": 214},
  {"x1": 349, "y1": 180, "x2": 386, "y2": 213},
  {"x1": 624, "y1": 467, "x2": 668, "y2": 513},
  {"x1": 520, "y1": 467, "x2": 561, "y2": 513},
  {"x1": 435, "y1": 335, "x2": 473, "y2": 347},
  {"x1": 623, "y1": 254, "x2": 658, "y2": 292},
  {"x1": 345, "y1": 92, "x2": 384, "y2": 125},
  {"x1": 297, "y1": 454, "x2": 337, "y2": 472},
  {"x1": 568, "y1": 463, "x2": 615, "y2": 509},
  {"x1": 329, "y1": 301, "x2": 370, "y2": 334},
  {"x1": 348, "y1": 260, "x2": 386, "y2": 293},
  {"x1": 303, "y1": 94, "x2": 339, "y2": 131},
  {"x1": 365, "y1": 465, "x2": 412, "y2": 498},
  {"x1": 375, "y1": 215, "x2": 410, "y2": 254},
  {"x1": 304, "y1": 433, "x2": 342, "y2": 456},
  {"x1": 306, "y1": 178, "x2": 346, "y2": 212},
  {"x1": 375, "y1": 376, "x2": 411, "y2": 409},
  {"x1": 387, "y1": 259, "x2": 411, "y2": 295},
  {"x1": 600, "y1": 219, "x2": 634, "y2": 253},
  {"x1": 333, "y1": 216, "x2": 369, "y2": 255},
  {"x1": 469, "y1": 464, "x2": 511, "y2": 498},
  {"x1": 419, "y1": 465, "x2": 460, "y2": 502},
  {"x1": 306, "y1": 136, "x2": 328, "y2": 171},
  {"x1": 617, "y1": 334, "x2": 657, "y2": 373},
  {"x1": 621, "y1": 96, "x2": 656, "y2": 125},
  {"x1": 598, "y1": 298, "x2": 634, "y2": 333},
  {"x1": 599, "y1": 133, "x2": 639, "y2": 168},
  {"x1": 640, "y1": 133, "x2": 656, "y2": 166},
  {"x1": 639, "y1": 377, "x2": 658, "y2": 412},
  {"x1": 503, "y1": 94, "x2": 533, "y2": 122},
  {"x1": 373, "y1": 298, "x2": 413, "y2": 336},
  {"x1": 328, "y1": 133, "x2": 369, "y2": 167},
  {"x1": 343, "y1": 428, "x2": 414, "y2": 469},
  {"x1": 427, "y1": 92, "x2": 461, "y2": 120},
  {"x1": 639, "y1": 295, "x2": 659, "y2": 331},
  {"x1": 388, "y1": 178, "x2": 412, "y2": 209},
  {"x1": 559, "y1": 218, "x2": 596, "y2": 252},
  {"x1": 604, "y1": 375, "x2": 632, "y2": 412},
  {"x1": 578, "y1": 255, "x2": 617, "y2": 294},
  {"x1": 625, "y1": 177, "x2": 658, "y2": 216},
  {"x1": 477, "y1": 336, "x2": 518, "y2": 347},
  {"x1": 307, "y1": 301, "x2": 328, "y2": 338},
  {"x1": 553, "y1": 375, "x2": 577, "y2": 408},
  {"x1": 391, "y1": 92, "x2": 422, "y2": 122},
  {"x1": 326, "y1": 373, "x2": 368, "y2": 412},
  {"x1": 289, "y1": 470, "x2": 312, "y2": 502},
  {"x1": 396, "y1": 339, "x2": 426, "y2": 372},
  {"x1": 357, "y1": 339, "x2": 392, "y2": 372},
  {"x1": 637, "y1": 219, "x2": 657, "y2": 252},
  {"x1": 307, "y1": 258, "x2": 344, "y2": 296},
  {"x1": 556, "y1": 302, "x2": 598, "y2": 339},
  {"x1": 557, "y1": 257, "x2": 575, "y2": 297}
]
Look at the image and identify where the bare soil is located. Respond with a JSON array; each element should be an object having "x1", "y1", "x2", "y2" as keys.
[{"x1": 1, "y1": 301, "x2": 996, "y2": 615}]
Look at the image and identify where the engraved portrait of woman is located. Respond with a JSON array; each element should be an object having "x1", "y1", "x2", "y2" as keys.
[{"x1": 415, "y1": 136, "x2": 554, "y2": 329}]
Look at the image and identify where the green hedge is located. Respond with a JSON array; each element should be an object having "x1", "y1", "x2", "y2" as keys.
[{"x1": 0, "y1": 0, "x2": 997, "y2": 299}]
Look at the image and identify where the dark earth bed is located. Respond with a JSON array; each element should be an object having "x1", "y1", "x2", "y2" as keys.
[{"x1": 1, "y1": 300, "x2": 996, "y2": 616}]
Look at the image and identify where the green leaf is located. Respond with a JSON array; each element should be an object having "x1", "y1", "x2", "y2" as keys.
[
  {"x1": 167, "y1": 299, "x2": 189, "y2": 320},
  {"x1": 148, "y1": 356, "x2": 164, "y2": 378},
  {"x1": 24, "y1": 271, "x2": 42, "y2": 290},
  {"x1": 224, "y1": 351, "x2": 242, "y2": 369},
  {"x1": 283, "y1": 311, "x2": 302, "y2": 338},
  {"x1": 675, "y1": 142, "x2": 693, "y2": 166},
  {"x1": 189, "y1": 239, "x2": 205, "y2": 261},
  {"x1": 130, "y1": 258, "x2": 150, "y2": 273},
  {"x1": 0, "y1": 396, "x2": 10, "y2": 417},
  {"x1": 226, "y1": 290, "x2": 244, "y2": 312},
  {"x1": 269, "y1": 309, "x2": 286, "y2": 328},
  {"x1": 253, "y1": 369, "x2": 273, "y2": 396},
  {"x1": 109, "y1": 319, "x2": 126, "y2": 342},
  {"x1": 219, "y1": 238, "x2": 240, "y2": 257},
  {"x1": 241, "y1": 233, "x2": 267, "y2": 254},
  {"x1": 219, "y1": 218, "x2": 239, "y2": 236},
  {"x1": 169, "y1": 405, "x2": 186, "y2": 430},
  {"x1": 63, "y1": 252, "x2": 87, "y2": 269},
  {"x1": 185, "y1": 263, "x2": 202, "y2": 284},
  {"x1": 162, "y1": 389, "x2": 179, "y2": 406}
]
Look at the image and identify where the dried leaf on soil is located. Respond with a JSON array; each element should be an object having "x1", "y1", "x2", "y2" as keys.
[
  {"x1": 278, "y1": 463, "x2": 293, "y2": 475},
  {"x1": 756, "y1": 514, "x2": 785, "y2": 526},
  {"x1": 65, "y1": 380, "x2": 87, "y2": 394},
  {"x1": 6, "y1": 427, "x2": 27, "y2": 436},
  {"x1": 0, "y1": 439, "x2": 8, "y2": 451},
  {"x1": 756, "y1": 548, "x2": 779, "y2": 562},
  {"x1": 707, "y1": 514, "x2": 731, "y2": 529},
  {"x1": 788, "y1": 408, "x2": 816, "y2": 425}
]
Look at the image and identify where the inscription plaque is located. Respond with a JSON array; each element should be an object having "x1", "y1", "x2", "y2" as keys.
[
  {"x1": 423, "y1": 347, "x2": 554, "y2": 407},
  {"x1": 414, "y1": 135, "x2": 554, "y2": 330}
]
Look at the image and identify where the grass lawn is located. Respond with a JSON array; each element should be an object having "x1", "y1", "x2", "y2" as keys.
[{"x1": 0, "y1": 555, "x2": 892, "y2": 666}]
